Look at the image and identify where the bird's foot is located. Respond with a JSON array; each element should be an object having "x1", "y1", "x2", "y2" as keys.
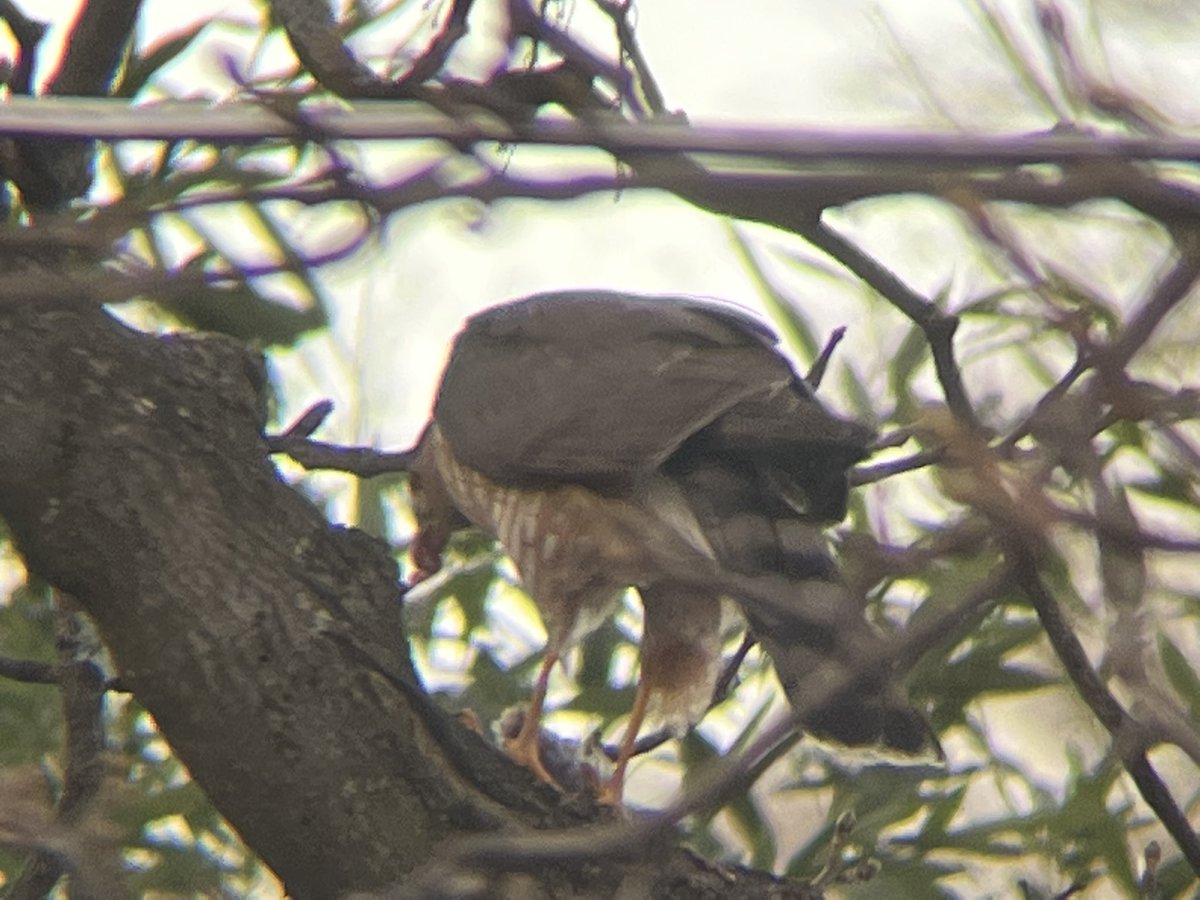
[
  {"x1": 592, "y1": 772, "x2": 625, "y2": 807},
  {"x1": 503, "y1": 730, "x2": 557, "y2": 786},
  {"x1": 500, "y1": 706, "x2": 558, "y2": 786}
]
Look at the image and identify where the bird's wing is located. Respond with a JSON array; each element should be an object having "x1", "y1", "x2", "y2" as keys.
[{"x1": 434, "y1": 290, "x2": 859, "y2": 484}]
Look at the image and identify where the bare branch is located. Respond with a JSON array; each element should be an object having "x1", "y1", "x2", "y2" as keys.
[
  {"x1": 0, "y1": 655, "x2": 57, "y2": 685},
  {"x1": 8, "y1": 596, "x2": 118, "y2": 900},
  {"x1": 805, "y1": 326, "x2": 846, "y2": 390},
  {"x1": 10, "y1": 0, "x2": 143, "y2": 210},
  {"x1": 852, "y1": 449, "x2": 943, "y2": 485},
  {"x1": 1011, "y1": 550, "x2": 1200, "y2": 875},
  {"x1": 0, "y1": 0, "x2": 47, "y2": 95},
  {"x1": 800, "y1": 220, "x2": 978, "y2": 428},
  {"x1": 7, "y1": 96, "x2": 1200, "y2": 162},
  {"x1": 596, "y1": 0, "x2": 669, "y2": 117},
  {"x1": 277, "y1": 400, "x2": 336, "y2": 441},
  {"x1": 403, "y1": 0, "x2": 476, "y2": 87},
  {"x1": 271, "y1": 0, "x2": 475, "y2": 99},
  {"x1": 271, "y1": 0, "x2": 409, "y2": 98},
  {"x1": 268, "y1": 434, "x2": 417, "y2": 478},
  {"x1": 1099, "y1": 242, "x2": 1200, "y2": 374}
]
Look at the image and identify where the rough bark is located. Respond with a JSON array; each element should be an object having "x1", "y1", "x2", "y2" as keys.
[{"x1": 0, "y1": 296, "x2": 813, "y2": 898}]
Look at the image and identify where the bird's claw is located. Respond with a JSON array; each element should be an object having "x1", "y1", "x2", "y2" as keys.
[
  {"x1": 592, "y1": 774, "x2": 625, "y2": 807},
  {"x1": 503, "y1": 731, "x2": 558, "y2": 787}
]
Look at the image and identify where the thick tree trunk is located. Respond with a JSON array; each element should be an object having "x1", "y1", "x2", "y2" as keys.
[{"x1": 0, "y1": 299, "x2": 811, "y2": 898}]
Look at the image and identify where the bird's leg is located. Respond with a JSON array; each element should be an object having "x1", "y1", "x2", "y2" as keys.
[
  {"x1": 596, "y1": 673, "x2": 652, "y2": 806},
  {"x1": 504, "y1": 650, "x2": 558, "y2": 785}
]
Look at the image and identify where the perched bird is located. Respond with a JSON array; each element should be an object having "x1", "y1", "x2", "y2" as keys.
[{"x1": 408, "y1": 290, "x2": 928, "y2": 801}]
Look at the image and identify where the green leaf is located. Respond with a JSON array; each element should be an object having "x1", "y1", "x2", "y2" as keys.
[
  {"x1": 118, "y1": 21, "x2": 213, "y2": 99},
  {"x1": 725, "y1": 790, "x2": 777, "y2": 871},
  {"x1": 454, "y1": 648, "x2": 529, "y2": 723},
  {"x1": 725, "y1": 222, "x2": 819, "y2": 360},
  {"x1": 1158, "y1": 635, "x2": 1200, "y2": 721},
  {"x1": 0, "y1": 582, "x2": 61, "y2": 767},
  {"x1": 154, "y1": 281, "x2": 327, "y2": 348}
]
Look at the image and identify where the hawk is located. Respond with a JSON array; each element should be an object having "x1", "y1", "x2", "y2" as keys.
[{"x1": 408, "y1": 290, "x2": 928, "y2": 801}]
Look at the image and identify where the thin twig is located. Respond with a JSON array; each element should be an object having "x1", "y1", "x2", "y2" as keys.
[
  {"x1": 277, "y1": 400, "x2": 336, "y2": 440},
  {"x1": 600, "y1": 632, "x2": 758, "y2": 763},
  {"x1": 1098, "y1": 245, "x2": 1200, "y2": 373},
  {"x1": 401, "y1": 0, "x2": 477, "y2": 87},
  {"x1": 805, "y1": 327, "x2": 846, "y2": 390},
  {"x1": 997, "y1": 355, "x2": 1090, "y2": 454},
  {"x1": 508, "y1": 0, "x2": 644, "y2": 118},
  {"x1": 595, "y1": 0, "x2": 668, "y2": 117},
  {"x1": 268, "y1": 434, "x2": 417, "y2": 477},
  {"x1": 799, "y1": 220, "x2": 979, "y2": 430},
  {"x1": 851, "y1": 448, "x2": 942, "y2": 485}
]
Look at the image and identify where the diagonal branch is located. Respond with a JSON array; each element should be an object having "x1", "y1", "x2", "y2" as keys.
[
  {"x1": 11, "y1": 0, "x2": 143, "y2": 211},
  {"x1": 0, "y1": 0, "x2": 47, "y2": 95},
  {"x1": 1099, "y1": 241, "x2": 1200, "y2": 373},
  {"x1": 271, "y1": 0, "x2": 474, "y2": 99},
  {"x1": 798, "y1": 219, "x2": 979, "y2": 429},
  {"x1": 46, "y1": 0, "x2": 143, "y2": 96},
  {"x1": 1010, "y1": 547, "x2": 1200, "y2": 875}
]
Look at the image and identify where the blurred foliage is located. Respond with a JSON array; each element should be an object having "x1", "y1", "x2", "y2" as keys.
[
  {"x1": 1, "y1": 0, "x2": 1199, "y2": 897},
  {"x1": 0, "y1": 585, "x2": 270, "y2": 894}
]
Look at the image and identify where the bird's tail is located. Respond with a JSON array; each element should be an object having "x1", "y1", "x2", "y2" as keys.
[
  {"x1": 734, "y1": 572, "x2": 934, "y2": 755},
  {"x1": 665, "y1": 450, "x2": 934, "y2": 754}
]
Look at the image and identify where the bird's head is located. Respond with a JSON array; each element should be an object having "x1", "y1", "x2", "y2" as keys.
[{"x1": 407, "y1": 422, "x2": 468, "y2": 582}]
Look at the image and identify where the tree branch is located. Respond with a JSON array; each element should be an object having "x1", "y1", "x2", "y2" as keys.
[
  {"x1": 0, "y1": 0, "x2": 47, "y2": 95},
  {"x1": 799, "y1": 219, "x2": 979, "y2": 429},
  {"x1": 8, "y1": 96, "x2": 1200, "y2": 162},
  {"x1": 10, "y1": 0, "x2": 143, "y2": 210},
  {"x1": 8, "y1": 597, "x2": 114, "y2": 900},
  {"x1": 1010, "y1": 549, "x2": 1200, "y2": 875},
  {"x1": 0, "y1": 655, "x2": 57, "y2": 685},
  {"x1": 270, "y1": 0, "x2": 475, "y2": 99}
]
